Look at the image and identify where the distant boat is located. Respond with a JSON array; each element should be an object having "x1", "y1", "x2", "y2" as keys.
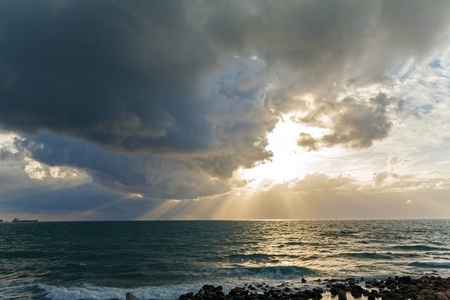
[{"x1": 12, "y1": 218, "x2": 38, "y2": 223}]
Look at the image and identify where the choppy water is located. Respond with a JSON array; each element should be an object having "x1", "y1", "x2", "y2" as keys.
[{"x1": 0, "y1": 220, "x2": 449, "y2": 299}]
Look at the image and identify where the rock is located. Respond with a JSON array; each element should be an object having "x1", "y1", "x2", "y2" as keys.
[
  {"x1": 350, "y1": 288, "x2": 361, "y2": 298},
  {"x1": 229, "y1": 287, "x2": 244, "y2": 296},
  {"x1": 369, "y1": 290, "x2": 380, "y2": 298},
  {"x1": 202, "y1": 285, "x2": 214, "y2": 294},
  {"x1": 330, "y1": 287, "x2": 339, "y2": 296},
  {"x1": 178, "y1": 276, "x2": 450, "y2": 300},
  {"x1": 385, "y1": 277, "x2": 396, "y2": 286},
  {"x1": 398, "y1": 275, "x2": 412, "y2": 284},
  {"x1": 418, "y1": 288, "x2": 436, "y2": 300},
  {"x1": 313, "y1": 287, "x2": 323, "y2": 293},
  {"x1": 180, "y1": 292, "x2": 194, "y2": 300},
  {"x1": 436, "y1": 278, "x2": 447, "y2": 287},
  {"x1": 314, "y1": 292, "x2": 323, "y2": 299},
  {"x1": 387, "y1": 283, "x2": 397, "y2": 290},
  {"x1": 381, "y1": 290, "x2": 401, "y2": 300},
  {"x1": 436, "y1": 292, "x2": 450, "y2": 300},
  {"x1": 346, "y1": 278, "x2": 356, "y2": 284}
]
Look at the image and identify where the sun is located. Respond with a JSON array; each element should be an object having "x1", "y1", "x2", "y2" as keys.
[{"x1": 234, "y1": 112, "x2": 325, "y2": 190}]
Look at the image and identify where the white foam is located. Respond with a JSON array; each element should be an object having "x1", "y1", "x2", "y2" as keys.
[
  {"x1": 419, "y1": 262, "x2": 450, "y2": 268},
  {"x1": 40, "y1": 282, "x2": 237, "y2": 300}
]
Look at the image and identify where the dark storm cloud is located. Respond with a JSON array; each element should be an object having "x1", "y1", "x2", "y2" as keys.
[
  {"x1": 0, "y1": 1, "x2": 217, "y2": 150},
  {"x1": 1, "y1": 0, "x2": 450, "y2": 201},
  {"x1": 2, "y1": 0, "x2": 449, "y2": 150},
  {"x1": 14, "y1": 132, "x2": 229, "y2": 199},
  {"x1": 0, "y1": 178, "x2": 157, "y2": 220}
]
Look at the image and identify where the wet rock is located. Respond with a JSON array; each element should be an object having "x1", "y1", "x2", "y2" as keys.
[
  {"x1": 193, "y1": 293, "x2": 203, "y2": 300},
  {"x1": 385, "y1": 277, "x2": 395, "y2": 284},
  {"x1": 369, "y1": 290, "x2": 380, "y2": 298},
  {"x1": 180, "y1": 292, "x2": 194, "y2": 300},
  {"x1": 381, "y1": 289, "x2": 401, "y2": 300},
  {"x1": 229, "y1": 287, "x2": 245, "y2": 297},
  {"x1": 179, "y1": 276, "x2": 450, "y2": 300},
  {"x1": 436, "y1": 292, "x2": 450, "y2": 300},
  {"x1": 418, "y1": 288, "x2": 435, "y2": 300},
  {"x1": 330, "y1": 287, "x2": 339, "y2": 296},
  {"x1": 398, "y1": 275, "x2": 412, "y2": 284},
  {"x1": 350, "y1": 287, "x2": 362, "y2": 298},
  {"x1": 313, "y1": 287, "x2": 323, "y2": 293}
]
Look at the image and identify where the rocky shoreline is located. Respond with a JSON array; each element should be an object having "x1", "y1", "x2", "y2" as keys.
[{"x1": 179, "y1": 276, "x2": 450, "y2": 300}]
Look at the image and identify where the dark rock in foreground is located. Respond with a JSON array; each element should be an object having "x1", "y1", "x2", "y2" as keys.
[{"x1": 179, "y1": 276, "x2": 450, "y2": 300}]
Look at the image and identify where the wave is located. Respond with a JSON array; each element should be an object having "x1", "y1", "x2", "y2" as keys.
[
  {"x1": 284, "y1": 241, "x2": 304, "y2": 246},
  {"x1": 192, "y1": 265, "x2": 316, "y2": 282},
  {"x1": 241, "y1": 266, "x2": 316, "y2": 278},
  {"x1": 226, "y1": 253, "x2": 276, "y2": 260},
  {"x1": 36, "y1": 266, "x2": 315, "y2": 300},
  {"x1": 391, "y1": 245, "x2": 448, "y2": 251},
  {"x1": 39, "y1": 283, "x2": 203, "y2": 300},
  {"x1": 410, "y1": 262, "x2": 450, "y2": 269},
  {"x1": 0, "y1": 250, "x2": 59, "y2": 259},
  {"x1": 331, "y1": 252, "x2": 393, "y2": 260},
  {"x1": 225, "y1": 253, "x2": 299, "y2": 262}
]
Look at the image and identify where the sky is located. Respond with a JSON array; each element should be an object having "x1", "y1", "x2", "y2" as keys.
[{"x1": 1, "y1": 0, "x2": 450, "y2": 221}]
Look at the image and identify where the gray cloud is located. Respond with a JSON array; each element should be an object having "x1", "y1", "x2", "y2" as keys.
[
  {"x1": 1, "y1": 0, "x2": 450, "y2": 205},
  {"x1": 297, "y1": 133, "x2": 319, "y2": 152},
  {"x1": 14, "y1": 132, "x2": 230, "y2": 200},
  {"x1": 0, "y1": 147, "x2": 24, "y2": 162},
  {"x1": 297, "y1": 93, "x2": 397, "y2": 150},
  {"x1": 0, "y1": 0, "x2": 274, "y2": 157}
]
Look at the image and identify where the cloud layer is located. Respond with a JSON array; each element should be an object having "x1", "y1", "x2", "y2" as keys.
[{"x1": 1, "y1": 1, "x2": 450, "y2": 218}]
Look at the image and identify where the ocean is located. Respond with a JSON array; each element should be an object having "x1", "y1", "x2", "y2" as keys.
[{"x1": 0, "y1": 220, "x2": 449, "y2": 299}]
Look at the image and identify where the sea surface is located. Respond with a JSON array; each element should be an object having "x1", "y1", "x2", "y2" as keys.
[{"x1": 0, "y1": 220, "x2": 449, "y2": 299}]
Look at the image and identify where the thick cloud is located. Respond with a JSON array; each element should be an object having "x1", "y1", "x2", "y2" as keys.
[
  {"x1": 297, "y1": 93, "x2": 397, "y2": 150},
  {"x1": 14, "y1": 132, "x2": 230, "y2": 199},
  {"x1": 1, "y1": 0, "x2": 450, "y2": 203},
  {"x1": 0, "y1": 1, "x2": 273, "y2": 156},
  {"x1": 291, "y1": 173, "x2": 353, "y2": 192},
  {"x1": 0, "y1": 147, "x2": 24, "y2": 162}
]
